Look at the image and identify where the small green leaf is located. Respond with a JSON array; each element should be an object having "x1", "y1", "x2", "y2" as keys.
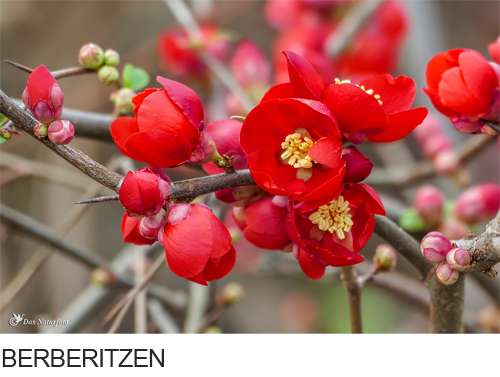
[
  {"x1": 399, "y1": 207, "x2": 425, "y2": 232},
  {"x1": 0, "y1": 136, "x2": 7, "y2": 144},
  {"x1": 123, "y1": 63, "x2": 150, "y2": 91}
]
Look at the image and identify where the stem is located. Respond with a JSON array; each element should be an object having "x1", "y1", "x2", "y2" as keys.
[
  {"x1": 480, "y1": 119, "x2": 500, "y2": 133},
  {"x1": 340, "y1": 266, "x2": 363, "y2": 333},
  {"x1": 4, "y1": 60, "x2": 95, "y2": 79}
]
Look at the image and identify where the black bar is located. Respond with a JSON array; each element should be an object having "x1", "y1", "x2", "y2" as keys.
[{"x1": 0, "y1": 349, "x2": 163, "y2": 366}]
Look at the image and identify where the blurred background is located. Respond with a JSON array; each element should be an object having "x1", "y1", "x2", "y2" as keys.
[{"x1": 1, "y1": 0, "x2": 499, "y2": 334}]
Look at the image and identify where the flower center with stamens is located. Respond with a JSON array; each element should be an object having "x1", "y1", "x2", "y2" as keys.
[
  {"x1": 308, "y1": 195, "x2": 354, "y2": 240},
  {"x1": 280, "y1": 133, "x2": 316, "y2": 169},
  {"x1": 334, "y1": 78, "x2": 383, "y2": 105}
]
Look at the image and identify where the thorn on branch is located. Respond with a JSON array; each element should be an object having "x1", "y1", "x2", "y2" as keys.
[{"x1": 75, "y1": 195, "x2": 120, "y2": 204}]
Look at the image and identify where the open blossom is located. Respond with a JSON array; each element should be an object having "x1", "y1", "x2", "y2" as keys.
[
  {"x1": 423, "y1": 49, "x2": 499, "y2": 135},
  {"x1": 263, "y1": 51, "x2": 428, "y2": 144},
  {"x1": 111, "y1": 76, "x2": 218, "y2": 167},
  {"x1": 22, "y1": 65, "x2": 64, "y2": 124},
  {"x1": 286, "y1": 183, "x2": 385, "y2": 279},
  {"x1": 241, "y1": 95, "x2": 345, "y2": 202},
  {"x1": 162, "y1": 204, "x2": 235, "y2": 285},
  {"x1": 119, "y1": 166, "x2": 171, "y2": 217}
]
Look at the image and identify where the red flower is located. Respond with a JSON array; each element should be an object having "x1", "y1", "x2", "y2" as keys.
[
  {"x1": 22, "y1": 65, "x2": 64, "y2": 124},
  {"x1": 423, "y1": 49, "x2": 499, "y2": 134},
  {"x1": 157, "y1": 24, "x2": 230, "y2": 80},
  {"x1": 162, "y1": 204, "x2": 235, "y2": 285},
  {"x1": 121, "y1": 213, "x2": 156, "y2": 246},
  {"x1": 111, "y1": 77, "x2": 217, "y2": 167},
  {"x1": 241, "y1": 95, "x2": 345, "y2": 202},
  {"x1": 234, "y1": 196, "x2": 292, "y2": 250},
  {"x1": 285, "y1": 183, "x2": 385, "y2": 279},
  {"x1": 489, "y1": 36, "x2": 500, "y2": 65},
  {"x1": 119, "y1": 166, "x2": 171, "y2": 217}
]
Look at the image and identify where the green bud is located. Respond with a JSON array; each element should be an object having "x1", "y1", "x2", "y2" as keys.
[
  {"x1": 78, "y1": 43, "x2": 104, "y2": 69},
  {"x1": 374, "y1": 244, "x2": 397, "y2": 272},
  {"x1": 98, "y1": 66, "x2": 119, "y2": 85},
  {"x1": 103, "y1": 49, "x2": 120, "y2": 67},
  {"x1": 218, "y1": 282, "x2": 245, "y2": 306},
  {"x1": 204, "y1": 326, "x2": 223, "y2": 334},
  {"x1": 110, "y1": 88, "x2": 136, "y2": 114}
]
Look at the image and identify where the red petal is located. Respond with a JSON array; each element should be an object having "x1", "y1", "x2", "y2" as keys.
[
  {"x1": 425, "y1": 49, "x2": 465, "y2": 93},
  {"x1": 422, "y1": 87, "x2": 457, "y2": 118},
  {"x1": 260, "y1": 83, "x2": 297, "y2": 102},
  {"x1": 283, "y1": 50, "x2": 324, "y2": 100},
  {"x1": 459, "y1": 51, "x2": 497, "y2": 106},
  {"x1": 157, "y1": 76, "x2": 204, "y2": 131},
  {"x1": 489, "y1": 38, "x2": 500, "y2": 64},
  {"x1": 203, "y1": 245, "x2": 236, "y2": 282},
  {"x1": 297, "y1": 248, "x2": 326, "y2": 280},
  {"x1": 290, "y1": 161, "x2": 345, "y2": 202},
  {"x1": 359, "y1": 74, "x2": 416, "y2": 115},
  {"x1": 285, "y1": 202, "x2": 310, "y2": 251},
  {"x1": 438, "y1": 67, "x2": 488, "y2": 116},
  {"x1": 119, "y1": 172, "x2": 164, "y2": 217},
  {"x1": 133, "y1": 88, "x2": 161, "y2": 116},
  {"x1": 308, "y1": 138, "x2": 342, "y2": 169},
  {"x1": 121, "y1": 213, "x2": 156, "y2": 246},
  {"x1": 205, "y1": 119, "x2": 243, "y2": 156},
  {"x1": 323, "y1": 84, "x2": 388, "y2": 139},
  {"x1": 187, "y1": 273, "x2": 208, "y2": 286},
  {"x1": 125, "y1": 130, "x2": 193, "y2": 167},
  {"x1": 110, "y1": 117, "x2": 144, "y2": 161},
  {"x1": 26, "y1": 65, "x2": 58, "y2": 105},
  {"x1": 314, "y1": 246, "x2": 364, "y2": 267},
  {"x1": 357, "y1": 183, "x2": 386, "y2": 215},
  {"x1": 207, "y1": 210, "x2": 233, "y2": 258},
  {"x1": 369, "y1": 107, "x2": 428, "y2": 143}
]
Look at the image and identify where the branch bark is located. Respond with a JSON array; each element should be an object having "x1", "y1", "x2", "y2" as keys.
[{"x1": 340, "y1": 266, "x2": 363, "y2": 333}]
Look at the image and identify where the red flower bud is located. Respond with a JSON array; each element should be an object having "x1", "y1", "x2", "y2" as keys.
[
  {"x1": 341, "y1": 145, "x2": 373, "y2": 183},
  {"x1": 163, "y1": 204, "x2": 235, "y2": 285},
  {"x1": 489, "y1": 36, "x2": 500, "y2": 65},
  {"x1": 414, "y1": 186, "x2": 444, "y2": 229},
  {"x1": 121, "y1": 213, "x2": 156, "y2": 245},
  {"x1": 437, "y1": 218, "x2": 469, "y2": 240},
  {"x1": 78, "y1": 43, "x2": 104, "y2": 69},
  {"x1": 230, "y1": 40, "x2": 271, "y2": 90},
  {"x1": 436, "y1": 263, "x2": 459, "y2": 285},
  {"x1": 453, "y1": 183, "x2": 500, "y2": 224},
  {"x1": 33, "y1": 124, "x2": 48, "y2": 138},
  {"x1": 139, "y1": 208, "x2": 167, "y2": 239},
  {"x1": 214, "y1": 186, "x2": 267, "y2": 207},
  {"x1": 119, "y1": 168, "x2": 171, "y2": 217},
  {"x1": 23, "y1": 65, "x2": 64, "y2": 124},
  {"x1": 446, "y1": 248, "x2": 471, "y2": 271},
  {"x1": 420, "y1": 231, "x2": 452, "y2": 263},
  {"x1": 47, "y1": 120, "x2": 74, "y2": 145}
]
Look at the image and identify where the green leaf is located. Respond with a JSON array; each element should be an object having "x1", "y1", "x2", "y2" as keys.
[
  {"x1": 0, "y1": 136, "x2": 7, "y2": 144},
  {"x1": 398, "y1": 207, "x2": 425, "y2": 232},
  {"x1": 122, "y1": 63, "x2": 150, "y2": 91}
]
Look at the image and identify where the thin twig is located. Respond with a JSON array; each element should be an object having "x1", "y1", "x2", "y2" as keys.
[
  {"x1": 4, "y1": 60, "x2": 95, "y2": 80},
  {"x1": 340, "y1": 266, "x2": 363, "y2": 333}
]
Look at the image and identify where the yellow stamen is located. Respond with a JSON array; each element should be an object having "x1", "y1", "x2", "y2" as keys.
[
  {"x1": 308, "y1": 195, "x2": 353, "y2": 240},
  {"x1": 280, "y1": 132, "x2": 318, "y2": 169}
]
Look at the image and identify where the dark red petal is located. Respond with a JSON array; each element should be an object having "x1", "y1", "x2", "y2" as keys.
[
  {"x1": 369, "y1": 107, "x2": 428, "y2": 143},
  {"x1": 110, "y1": 117, "x2": 144, "y2": 161},
  {"x1": 290, "y1": 161, "x2": 345, "y2": 202},
  {"x1": 422, "y1": 88, "x2": 457, "y2": 118},
  {"x1": 308, "y1": 138, "x2": 342, "y2": 169},
  {"x1": 125, "y1": 130, "x2": 193, "y2": 167},
  {"x1": 425, "y1": 49, "x2": 465, "y2": 93},
  {"x1": 121, "y1": 213, "x2": 156, "y2": 246},
  {"x1": 323, "y1": 84, "x2": 388, "y2": 138},
  {"x1": 297, "y1": 248, "x2": 326, "y2": 280},
  {"x1": 283, "y1": 50, "x2": 324, "y2": 100},
  {"x1": 203, "y1": 245, "x2": 236, "y2": 282},
  {"x1": 359, "y1": 75, "x2": 416, "y2": 115},
  {"x1": 314, "y1": 246, "x2": 364, "y2": 267},
  {"x1": 438, "y1": 67, "x2": 488, "y2": 116},
  {"x1": 285, "y1": 203, "x2": 310, "y2": 251},
  {"x1": 157, "y1": 76, "x2": 204, "y2": 130},
  {"x1": 260, "y1": 83, "x2": 297, "y2": 103},
  {"x1": 459, "y1": 51, "x2": 497, "y2": 106}
]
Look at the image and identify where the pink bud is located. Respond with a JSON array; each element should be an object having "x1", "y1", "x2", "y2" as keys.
[
  {"x1": 422, "y1": 134, "x2": 453, "y2": 159},
  {"x1": 98, "y1": 66, "x2": 119, "y2": 85},
  {"x1": 166, "y1": 203, "x2": 192, "y2": 225},
  {"x1": 436, "y1": 263, "x2": 459, "y2": 285},
  {"x1": 188, "y1": 122, "x2": 221, "y2": 165},
  {"x1": 78, "y1": 43, "x2": 104, "y2": 69},
  {"x1": 414, "y1": 186, "x2": 444, "y2": 229},
  {"x1": 374, "y1": 244, "x2": 397, "y2": 271},
  {"x1": 437, "y1": 218, "x2": 469, "y2": 240},
  {"x1": 230, "y1": 40, "x2": 271, "y2": 89},
  {"x1": 433, "y1": 149, "x2": 459, "y2": 175},
  {"x1": 451, "y1": 116, "x2": 484, "y2": 134},
  {"x1": 446, "y1": 248, "x2": 471, "y2": 271},
  {"x1": 413, "y1": 113, "x2": 442, "y2": 145},
  {"x1": 24, "y1": 65, "x2": 64, "y2": 124},
  {"x1": 139, "y1": 209, "x2": 167, "y2": 239},
  {"x1": 47, "y1": 120, "x2": 74, "y2": 145},
  {"x1": 33, "y1": 124, "x2": 48, "y2": 138},
  {"x1": 341, "y1": 145, "x2": 373, "y2": 183},
  {"x1": 420, "y1": 231, "x2": 453, "y2": 263},
  {"x1": 103, "y1": 49, "x2": 120, "y2": 67},
  {"x1": 453, "y1": 183, "x2": 500, "y2": 224}
]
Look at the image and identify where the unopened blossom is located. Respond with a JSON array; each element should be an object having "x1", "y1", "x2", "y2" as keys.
[
  {"x1": 103, "y1": 49, "x2": 120, "y2": 67},
  {"x1": 121, "y1": 213, "x2": 156, "y2": 246},
  {"x1": 374, "y1": 244, "x2": 397, "y2": 272},
  {"x1": 488, "y1": 36, "x2": 500, "y2": 65},
  {"x1": 78, "y1": 43, "x2": 104, "y2": 69},
  {"x1": 98, "y1": 66, "x2": 119, "y2": 85},
  {"x1": 110, "y1": 88, "x2": 136, "y2": 115},
  {"x1": 341, "y1": 145, "x2": 373, "y2": 183},
  {"x1": 33, "y1": 124, "x2": 48, "y2": 138},
  {"x1": 453, "y1": 183, "x2": 500, "y2": 224},
  {"x1": 446, "y1": 248, "x2": 471, "y2": 272},
  {"x1": 22, "y1": 65, "x2": 64, "y2": 124},
  {"x1": 420, "y1": 231, "x2": 452, "y2": 263},
  {"x1": 47, "y1": 120, "x2": 74, "y2": 145},
  {"x1": 437, "y1": 218, "x2": 469, "y2": 240},
  {"x1": 436, "y1": 263, "x2": 459, "y2": 285},
  {"x1": 139, "y1": 208, "x2": 167, "y2": 239},
  {"x1": 414, "y1": 186, "x2": 444, "y2": 229}
]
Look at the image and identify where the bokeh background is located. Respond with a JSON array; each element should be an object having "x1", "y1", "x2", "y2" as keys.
[{"x1": 1, "y1": 0, "x2": 499, "y2": 334}]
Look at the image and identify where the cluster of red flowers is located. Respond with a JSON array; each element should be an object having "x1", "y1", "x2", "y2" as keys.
[{"x1": 113, "y1": 49, "x2": 428, "y2": 283}]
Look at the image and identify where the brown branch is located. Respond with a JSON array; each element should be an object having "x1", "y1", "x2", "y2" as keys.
[
  {"x1": 0, "y1": 91, "x2": 123, "y2": 192},
  {"x1": 340, "y1": 266, "x2": 363, "y2": 333},
  {"x1": 4, "y1": 60, "x2": 95, "y2": 79}
]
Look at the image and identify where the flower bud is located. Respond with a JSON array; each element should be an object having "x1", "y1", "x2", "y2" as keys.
[
  {"x1": 78, "y1": 43, "x2": 104, "y2": 69},
  {"x1": 139, "y1": 208, "x2": 167, "y2": 239},
  {"x1": 373, "y1": 244, "x2": 397, "y2": 272},
  {"x1": 413, "y1": 113, "x2": 442, "y2": 145},
  {"x1": 433, "y1": 149, "x2": 459, "y2": 175},
  {"x1": 341, "y1": 145, "x2": 373, "y2": 183},
  {"x1": 47, "y1": 120, "x2": 74, "y2": 145},
  {"x1": 204, "y1": 326, "x2": 223, "y2": 334},
  {"x1": 98, "y1": 66, "x2": 119, "y2": 85},
  {"x1": 0, "y1": 130, "x2": 11, "y2": 140},
  {"x1": 436, "y1": 263, "x2": 459, "y2": 285},
  {"x1": 437, "y1": 218, "x2": 469, "y2": 240},
  {"x1": 90, "y1": 267, "x2": 116, "y2": 287},
  {"x1": 453, "y1": 183, "x2": 500, "y2": 224},
  {"x1": 446, "y1": 248, "x2": 471, "y2": 271},
  {"x1": 33, "y1": 124, "x2": 48, "y2": 138},
  {"x1": 214, "y1": 185, "x2": 267, "y2": 207},
  {"x1": 218, "y1": 282, "x2": 245, "y2": 306},
  {"x1": 110, "y1": 88, "x2": 136, "y2": 114},
  {"x1": 420, "y1": 231, "x2": 453, "y2": 263},
  {"x1": 489, "y1": 36, "x2": 500, "y2": 64},
  {"x1": 414, "y1": 186, "x2": 444, "y2": 229},
  {"x1": 23, "y1": 65, "x2": 64, "y2": 124},
  {"x1": 103, "y1": 49, "x2": 120, "y2": 67},
  {"x1": 121, "y1": 213, "x2": 156, "y2": 246},
  {"x1": 422, "y1": 134, "x2": 453, "y2": 159}
]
